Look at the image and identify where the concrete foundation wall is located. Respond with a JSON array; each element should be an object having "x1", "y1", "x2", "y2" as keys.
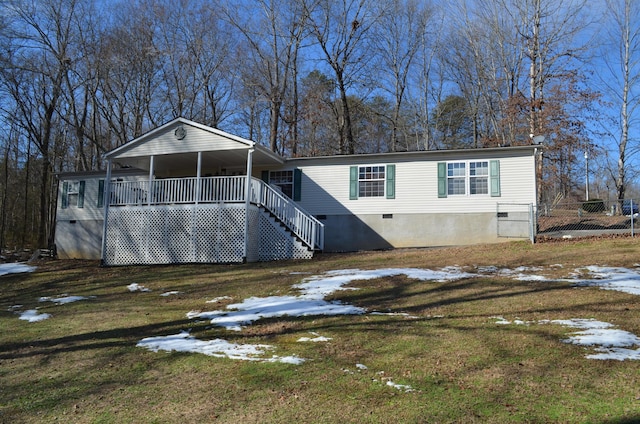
[
  {"x1": 55, "y1": 211, "x2": 531, "y2": 260},
  {"x1": 55, "y1": 219, "x2": 104, "y2": 259},
  {"x1": 321, "y1": 212, "x2": 527, "y2": 252}
]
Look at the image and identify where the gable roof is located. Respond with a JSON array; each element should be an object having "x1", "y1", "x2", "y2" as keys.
[{"x1": 104, "y1": 117, "x2": 284, "y2": 168}]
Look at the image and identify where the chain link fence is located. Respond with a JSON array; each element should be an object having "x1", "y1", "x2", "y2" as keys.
[{"x1": 536, "y1": 199, "x2": 639, "y2": 239}]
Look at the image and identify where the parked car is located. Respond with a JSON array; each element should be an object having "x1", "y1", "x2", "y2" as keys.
[{"x1": 622, "y1": 199, "x2": 639, "y2": 215}]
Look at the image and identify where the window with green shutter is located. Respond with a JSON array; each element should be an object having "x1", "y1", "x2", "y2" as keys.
[
  {"x1": 437, "y1": 163, "x2": 447, "y2": 198},
  {"x1": 293, "y1": 169, "x2": 302, "y2": 201},
  {"x1": 61, "y1": 181, "x2": 69, "y2": 209},
  {"x1": 438, "y1": 160, "x2": 499, "y2": 197},
  {"x1": 490, "y1": 160, "x2": 501, "y2": 197},
  {"x1": 350, "y1": 165, "x2": 395, "y2": 199},
  {"x1": 349, "y1": 166, "x2": 358, "y2": 200},
  {"x1": 386, "y1": 164, "x2": 395, "y2": 199},
  {"x1": 62, "y1": 181, "x2": 84, "y2": 208},
  {"x1": 77, "y1": 181, "x2": 85, "y2": 208}
]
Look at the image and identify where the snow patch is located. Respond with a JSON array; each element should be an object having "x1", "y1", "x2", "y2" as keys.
[
  {"x1": 0, "y1": 263, "x2": 36, "y2": 277},
  {"x1": 136, "y1": 331, "x2": 304, "y2": 364},
  {"x1": 19, "y1": 309, "x2": 51, "y2": 322}
]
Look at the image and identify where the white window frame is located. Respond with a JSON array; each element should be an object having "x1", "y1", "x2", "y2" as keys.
[
  {"x1": 67, "y1": 181, "x2": 80, "y2": 207},
  {"x1": 269, "y1": 170, "x2": 294, "y2": 198},
  {"x1": 447, "y1": 161, "x2": 489, "y2": 196},
  {"x1": 358, "y1": 165, "x2": 385, "y2": 197}
]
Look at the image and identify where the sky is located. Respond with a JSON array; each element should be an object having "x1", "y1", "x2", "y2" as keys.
[{"x1": 4, "y1": 261, "x2": 640, "y2": 392}]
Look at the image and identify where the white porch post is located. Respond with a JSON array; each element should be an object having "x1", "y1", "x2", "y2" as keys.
[
  {"x1": 148, "y1": 155, "x2": 154, "y2": 205},
  {"x1": 243, "y1": 147, "x2": 254, "y2": 262},
  {"x1": 196, "y1": 151, "x2": 202, "y2": 205},
  {"x1": 100, "y1": 160, "x2": 112, "y2": 264}
]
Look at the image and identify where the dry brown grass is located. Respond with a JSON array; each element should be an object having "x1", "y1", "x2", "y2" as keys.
[{"x1": 1, "y1": 238, "x2": 640, "y2": 423}]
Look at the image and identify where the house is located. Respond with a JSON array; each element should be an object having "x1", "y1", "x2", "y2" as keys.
[{"x1": 54, "y1": 117, "x2": 541, "y2": 265}]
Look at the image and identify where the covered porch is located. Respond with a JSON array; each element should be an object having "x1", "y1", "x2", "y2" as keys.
[{"x1": 101, "y1": 118, "x2": 323, "y2": 265}]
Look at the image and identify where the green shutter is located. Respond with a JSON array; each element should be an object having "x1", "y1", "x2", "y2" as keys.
[
  {"x1": 293, "y1": 169, "x2": 302, "y2": 201},
  {"x1": 386, "y1": 164, "x2": 395, "y2": 199},
  {"x1": 261, "y1": 170, "x2": 269, "y2": 183},
  {"x1": 97, "y1": 179, "x2": 104, "y2": 208},
  {"x1": 437, "y1": 162, "x2": 447, "y2": 198},
  {"x1": 490, "y1": 160, "x2": 501, "y2": 197},
  {"x1": 78, "y1": 180, "x2": 85, "y2": 208},
  {"x1": 61, "y1": 181, "x2": 69, "y2": 209},
  {"x1": 349, "y1": 166, "x2": 358, "y2": 200}
]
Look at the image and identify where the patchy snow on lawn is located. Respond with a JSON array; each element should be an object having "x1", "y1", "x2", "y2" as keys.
[
  {"x1": 188, "y1": 295, "x2": 364, "y2": 331},
  {"x1": 39, "y1": 295, "x2": 91, "y2": 304},
  {"x1": 160, "y1": 291, "x2": 181, "y2": 297},
  {"x1": 545, "y1": 319, "x2": 640, "y2": 361},
  {"x1": 19, "y1": 309, "x2": 51, "y2": 322},
  {"x1": 127, "y1": 283, "x2": 151, "y2": 292},
  {"x1": 136, "y1": 265, "x2": 640, "y2": 365},
  {"x1": 143, "y1": 268, "x2": 474, "y2": 363},
  {"x1": 494, "y1": 317, "x2": 640, "y2": 361},
  {"x1": 0, "y1": 263, "x2": 36, "y2": 277},
  {"x1": 573, "y1": 266, "x2": 640, "y2": 295},
  {"x1": 188, "y1": 268, "x2": 474, "y2": 331},
  {"x1": 297, "y1": 332, "x2": 332, "y2": 342},
  {"x1": 136, "y1": 331, "x2": 304, "y2": 364}
]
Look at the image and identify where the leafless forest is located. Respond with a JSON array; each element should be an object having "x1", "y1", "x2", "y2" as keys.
[{"x1": 0, "y1": 0, "x2": 637, "y2": 249}]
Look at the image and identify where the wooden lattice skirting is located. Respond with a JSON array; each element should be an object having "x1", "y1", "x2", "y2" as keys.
[{"x1": 103, "y1": 204, "x2": 313, "y2": 266}]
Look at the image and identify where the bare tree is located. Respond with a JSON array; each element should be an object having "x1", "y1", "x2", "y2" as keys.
[
  {"x1": 412, "y1": 5, "x2": 446, "y2": 151},
  {"x1": 95, "y1": 1, "x2": 164, "y2": 147},
  {"x1": 223, "y1": 0, "x2": 306, "y2": 153},
  {"x1": 374, "y1": 0, "x2": 432, "y2": 152},
  {"x1": 0, "y1": 0, "x2": 79, "y2": 247},
  {"x1": 598, "y1": 0, "x2": 640, "y2": 203},
  {"x1": 302, "y1": 0, "x2": 386, "y2": 154}
]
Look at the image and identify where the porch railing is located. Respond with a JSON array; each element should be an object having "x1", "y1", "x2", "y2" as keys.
[
  {"x1": 250, "y1": 179, "x2": 325, "y2": 251},
  {"x1": 108, "y1": 176, "x2": 324, "y2": 250}
]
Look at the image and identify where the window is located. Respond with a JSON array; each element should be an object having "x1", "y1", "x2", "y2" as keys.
[
  {"x1": 439, "y1": 160, "x2": 499, "y2": 198},
  {"x1": 62, "y1": 180, "x2": 85, "y2": 209},
  {"x1": 469, "y1": 161, "x2": 489, "y2": 194},
  {"x1": 349, "y1": 165, "x2": 395, "y2": 200},
  {"x1": 447, "y1": 163, "x2": 466, "y2": 195},
  {"x1": 269, "y1": 170, "x2": 293, "y2": 198},
  {"x1": 358, "y1": 165, "x2": 385, "y2": 197}
]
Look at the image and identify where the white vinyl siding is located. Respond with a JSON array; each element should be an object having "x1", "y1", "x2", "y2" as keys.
[
  {"x1": 291, "y1": 151, "x2": 536, "y2": 215},
  {"x1": 57, "y1": 174, "x2": 148, "y2": 221},
  {"x1": 115, "y1": 125, "x2": 250, "y2": 158}
]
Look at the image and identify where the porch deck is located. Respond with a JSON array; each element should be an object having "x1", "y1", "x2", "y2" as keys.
[{"x1": 107, "y1": 176, "x2": 324, "y2": 252}]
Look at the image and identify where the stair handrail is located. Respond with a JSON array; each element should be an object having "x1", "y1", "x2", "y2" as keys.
[{"x1": 251, "y1": 178, "x2": 324, "y2": 250}]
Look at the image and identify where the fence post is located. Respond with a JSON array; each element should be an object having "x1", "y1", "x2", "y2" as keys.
[
  {"x1": 529, "y1": 203, "x2": 535, "y2": 244},
  {"x1": 632, "y1": 199, "x2": 635, "y2": 238}
]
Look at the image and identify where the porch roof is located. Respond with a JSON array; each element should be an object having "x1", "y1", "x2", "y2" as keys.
[{"x1": 104, "y1": 117, "x2": 284, "y2": 174}]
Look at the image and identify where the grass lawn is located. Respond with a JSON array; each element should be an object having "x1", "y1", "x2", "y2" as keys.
[{"x1": 1, "y1": 238, "x2": 640, "y2": 423}]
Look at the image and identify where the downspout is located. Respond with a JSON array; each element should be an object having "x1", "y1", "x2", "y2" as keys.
[
  {"x1": 100, "y1": 160, "x2": 112, "y2": 265},
  {"x1": 243, "y1": 147, "x2": 254, "y2": 262}
]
